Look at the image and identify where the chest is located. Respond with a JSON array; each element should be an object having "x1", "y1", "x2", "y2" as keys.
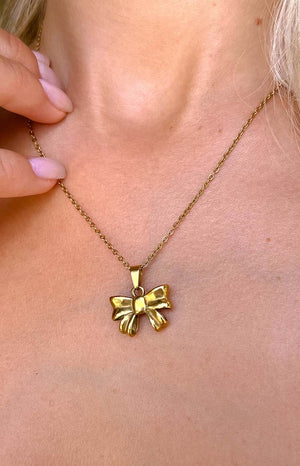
[{"x1": 0, "y1": 181, "x2": 299, "y2": 465}]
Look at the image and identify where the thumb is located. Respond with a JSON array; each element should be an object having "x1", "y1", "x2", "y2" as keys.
[{"x1": 0, "y1": 149, "x2": 66, "y2": 198}]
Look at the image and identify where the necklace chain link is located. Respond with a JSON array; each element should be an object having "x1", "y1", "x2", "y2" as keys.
[{"x1": 28, "y1": 25, "x2": 280, "y2": 270}]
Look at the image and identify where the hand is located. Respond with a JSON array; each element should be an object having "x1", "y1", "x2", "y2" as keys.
[{"x1": 0, "y1": 28, "x2": 73, "y2": 198}]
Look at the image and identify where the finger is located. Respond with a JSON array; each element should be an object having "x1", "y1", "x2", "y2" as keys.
[
  {"x1": 0, "y1": 28, "x2": 41, "y2": 77},
  {"x1": 0, "y1": 149, "x2": 66, "y2": 198},
  {"x1": 0, "y1": 55, "x2": 73, "y2": 123},
  {"x1": 0, "y1": 29, "x2": 64, "y2": 90},
  {"x1": 0, "y1": 28, "x2": 73, "y2": 123}
]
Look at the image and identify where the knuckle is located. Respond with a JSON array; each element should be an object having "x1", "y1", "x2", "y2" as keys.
[
  {"x1": 0, "y1": 57, "x2": 19, "y2": 105},
  {"x1": 0, "y1": 28, "x2": 24, "y2": 59},
  {"x1": 0, "y1": 28, "x2": 38, "y2": 75},
  {"x1": 0, "y1": 151, "x2": 15, "y2": 181},
  {"x1": 10, "y1": 60, "x2": 27, "y2": 88},
  {"x1": 6, "y1": 31, "x2": 24, "y2": 58},
  {"x1": 0, "y1": 57, "x2": 34, "y2": 107}
]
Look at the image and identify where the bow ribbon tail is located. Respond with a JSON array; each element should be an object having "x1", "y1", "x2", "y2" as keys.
[
  {"x1": 110, "y1": 296, "x2": 139, "y2": 337},
  {"x1": 144, "y1": 308, "x2": 168, "y2": 331},
  {"x1": 119, "y1": 312, "x2": 139, "y2": 337}
]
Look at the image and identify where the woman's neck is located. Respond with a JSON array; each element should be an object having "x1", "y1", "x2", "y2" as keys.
[{"x1": 39, "y1": 0, "x2": 277, "y2": 147}]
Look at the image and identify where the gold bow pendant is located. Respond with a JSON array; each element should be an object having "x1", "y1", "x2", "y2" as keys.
[{"x1": 110, "y1": 266, "x2": 172, "y2": 337}]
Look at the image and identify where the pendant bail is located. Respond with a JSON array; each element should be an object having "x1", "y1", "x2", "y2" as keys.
[
  {"x1": 130, "y1": 265, "x2": 142, "y2": 289},
  {"x1": 130, "y1": 266, "x2": 144, "y2": 297}
]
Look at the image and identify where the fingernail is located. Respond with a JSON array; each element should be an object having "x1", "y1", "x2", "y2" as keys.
[
  {"x1": 37, "y1": 60, "x2": 63, "y2": 88},
  {"x1": 39, "y1": 78, "x2": 73, "y2": 113},
  {"x1": 32, "y1": 50, "x2": 50, "y2": 66},
  {"x1": 29, "y1": 157, "x2": 67, "y2": 179}
]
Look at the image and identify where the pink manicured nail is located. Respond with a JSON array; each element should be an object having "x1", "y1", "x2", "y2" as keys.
[
  {"x1": 29, "y1": 157, "x2": 66, "y2": 179},
  {"x1": 32, "y1": 50, "x2": 50, "y2": 66},
  {"x1": 37, "y1": 60, "x2": 63, "y2": 88},
  {"x1": 39, "y1": 78, "x2": 73, "y2": 113}
]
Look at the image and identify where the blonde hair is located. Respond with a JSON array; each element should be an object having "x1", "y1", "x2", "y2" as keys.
[
  {"x1": 0, "y1": 0, "x2": 300, "y2": 104},
  {"x1": 270, "y1": 0, "x2": 300, "y2": 101},
  {"x1": 0, "y1": 0, "x2": 45, "y2": 47}
]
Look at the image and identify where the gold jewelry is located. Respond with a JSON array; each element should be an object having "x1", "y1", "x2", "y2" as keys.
[{"x1": 28, "y1": 25, "x2": 281, "y2": 336}]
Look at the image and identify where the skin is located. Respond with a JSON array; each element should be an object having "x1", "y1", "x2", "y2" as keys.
[{"x1": 0, "y1": 0, "x2": 300, "y2": 464}]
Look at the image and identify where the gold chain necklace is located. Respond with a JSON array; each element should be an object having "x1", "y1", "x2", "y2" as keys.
[{"x1": 27, "y1": 25, "x2": 280, "y2": 337}]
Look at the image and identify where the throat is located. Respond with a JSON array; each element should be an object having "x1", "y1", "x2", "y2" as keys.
[
  {"x1": 41, "y1": 0, "x2": 273, "y2": 138},
  {"x1": 89, "y1": 56, "x2": 199, "y2": 137}
]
